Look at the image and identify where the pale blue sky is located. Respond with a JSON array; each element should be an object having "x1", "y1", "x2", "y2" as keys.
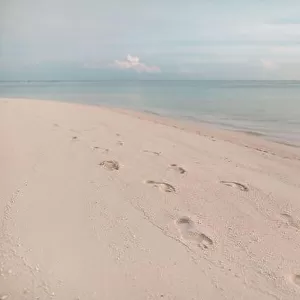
[{"x1": 1, "y1": 0, "x2": 300, "y2": 80}]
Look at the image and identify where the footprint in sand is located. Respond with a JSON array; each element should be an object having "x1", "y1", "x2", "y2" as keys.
[
  {"x1": 280, "y1": 213, "x2": 300, "y2": 230},
  {"x1": 175, "y1": 217, "x2": 213, "y2": 249},
  {"x1": 99, "y1": 160, "x2": 120, "y2": 171},
  {"x1": 72, "y1": 136, "x2": 78, "y2": 141},
  {"x1": 143, "y1": 150, "x2": 161, "y2": 156},
  {"x1": 287, "y1": 274, "x2": 300, "y2": 288},
  {"x1": 117, "y1": 141, "x2": 124, "y2": 146},
  {"x1": 292, "y1": 274, "x2": 300, "y2": 287},
  {"x1": 169, "y1": 164, "x2": 186, "y2": 174},
  {"x1": 93, "y1": 147, "x2": 109, "y2": 153},
  {"x1": 220, "y1": 181, "x2": 249, "y2": 192},
  {"x1": 145, "y1": 180, "x2": 175, "y2": 193}
]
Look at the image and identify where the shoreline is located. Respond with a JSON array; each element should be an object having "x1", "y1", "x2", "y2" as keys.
[
  {"x1": 1, "y1": 95, "x2": 300, "y2": 148},
  {"x1": 105, "y1": 102, "x2": 300, "y2": 160},
  {"x1": 1, "y1": 97, "x2": 300, "y2": 299},
  {"x1": 3, "y1": 97, "x2": 300, "y2": 160},
  {"x1": 142, "y1": 108, "x2": 300, "y2": 148}
]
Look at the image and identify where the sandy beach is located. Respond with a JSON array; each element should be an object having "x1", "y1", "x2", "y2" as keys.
[{"x1": 1, "y1": 98, "x2": 300, "y2": 300}]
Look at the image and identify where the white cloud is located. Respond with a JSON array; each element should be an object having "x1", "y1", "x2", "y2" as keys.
[
  {"x1": 260, "y1": 59, "x2": 278, "y2": 70},
  {"x1": 114, "y1": 54, "x2": 160, "y2": 73}
]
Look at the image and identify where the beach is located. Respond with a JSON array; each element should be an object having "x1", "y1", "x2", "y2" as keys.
[{"x1": 1, "y1": 97, "x2": 300, "y2": 299}]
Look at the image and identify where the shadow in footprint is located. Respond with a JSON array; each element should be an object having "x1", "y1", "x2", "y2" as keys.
[
  {"x1": 143, "y1": 150, "x2": 161, "y2": 156},
  {"x1": 99, "y1": 160, "x2": 120, "y2": 171},
  {"x1": 176, "y1": 217, "x2": 213, "y2": 249},
  {"x1": 293, "y1": 274, "x2": 300, "y2": 287},
  {"x1": 169, "y1": 164, "x2": 186, "y2": 174},
  {"x1": 280, "y1": 213, "x2": 300, "y2": 229},
  {"x1": 117, "y1": 141, "x2": 124, "y2": 146},
  {"x1": 176, "y1": 216, "x2": 193, "y2": 230},
  {"x1": 220, "y1": 181, "x2": 249, "y2": 192},
  {"x1": 93, "y1": 147, "x2": 109, "y2": 153},
  {"x1": 145, "y1": 180, "x2": 175, "y2": 193}
]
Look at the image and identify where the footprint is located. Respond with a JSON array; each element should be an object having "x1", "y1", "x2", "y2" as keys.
[
  {"x1": 176, "y1": 216, "x2": 193, "y2": 230},
  {"x1": 143, "y1": 150, "x2": 161, "y2": 156},
  {"x1": 72, "y1": 136, "x2": 78, "y2": 141},
  {"x1": 145, "y1": 180, "x2": 175, "y2": 193},
  {"x1": 280, "y1": 213, "x2": 300, "y2": 229},
  {"x1": 93, "y1": 147, "x2": 109, "y2": 153},
  {"x1": 117, "y1": 141, "x2": 124, "y2": 146},
  {"x1": 99, "y1": 160, "x2": 120, "y2": 171},
  {"x1": 175, "y1": 217, "x2": 213, "y2": 249},
  {"x1": 169, "y1": 164, "x2": 186, "y2": 174},
  {"x1": 220, "y1": 181, "x2": 249, "y2": 192},
  {"x1": 292, "y1": 274, "x2": 300, "y2": 287}
]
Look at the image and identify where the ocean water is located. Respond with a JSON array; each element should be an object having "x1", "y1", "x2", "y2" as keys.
[{"x1": 1, "y1": 80, "x2": 300, "y2": 146}]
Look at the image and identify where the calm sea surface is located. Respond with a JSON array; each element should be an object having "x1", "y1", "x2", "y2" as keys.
[{"x1": 1, "y1": 80, "x2": 300, "y2": 145}]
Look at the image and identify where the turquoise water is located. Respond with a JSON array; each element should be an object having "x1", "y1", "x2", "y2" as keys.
[{"x1": 1, "y1": 80, "x2": 300, "y2": 145}]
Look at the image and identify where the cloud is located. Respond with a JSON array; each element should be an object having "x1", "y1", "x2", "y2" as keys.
[
  {"x1": 260, "y1": 59, "x2": 278, "y2": 71},
  {"x1": 114, "y1": 54, "x2": 160, "y2": 73}
]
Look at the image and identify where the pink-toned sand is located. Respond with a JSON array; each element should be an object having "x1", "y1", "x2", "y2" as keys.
[{"x1": 1, "y1": 98, "x2": 300, "y2": 300}]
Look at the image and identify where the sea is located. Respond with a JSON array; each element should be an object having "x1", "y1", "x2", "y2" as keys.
[{"x1": 1, "y1": 80, "x2": 300, "y2": 146}]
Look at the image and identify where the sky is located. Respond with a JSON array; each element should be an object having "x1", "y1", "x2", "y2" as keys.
[{"x1": 1, "y1": 0, "x2": 300, "y2": 80}]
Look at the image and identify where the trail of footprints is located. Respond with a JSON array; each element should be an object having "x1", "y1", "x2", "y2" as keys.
[
  {"x1": 83, "y1": 134, "x2": 300, "y2": 238},
  {"x1": 88, "y1": 134, "x2": 300, "y2": 264},
  {"x1": 95, "y1": 136, "x2": 254, "y2": 253},
  {"x1": 15, "y1": 129, "x2": 297, "y2": 294}
]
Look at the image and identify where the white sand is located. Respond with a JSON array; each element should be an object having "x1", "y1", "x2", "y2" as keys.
[{"x1": 1, "y1": 98, "x2": 300, "y2": 300}]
